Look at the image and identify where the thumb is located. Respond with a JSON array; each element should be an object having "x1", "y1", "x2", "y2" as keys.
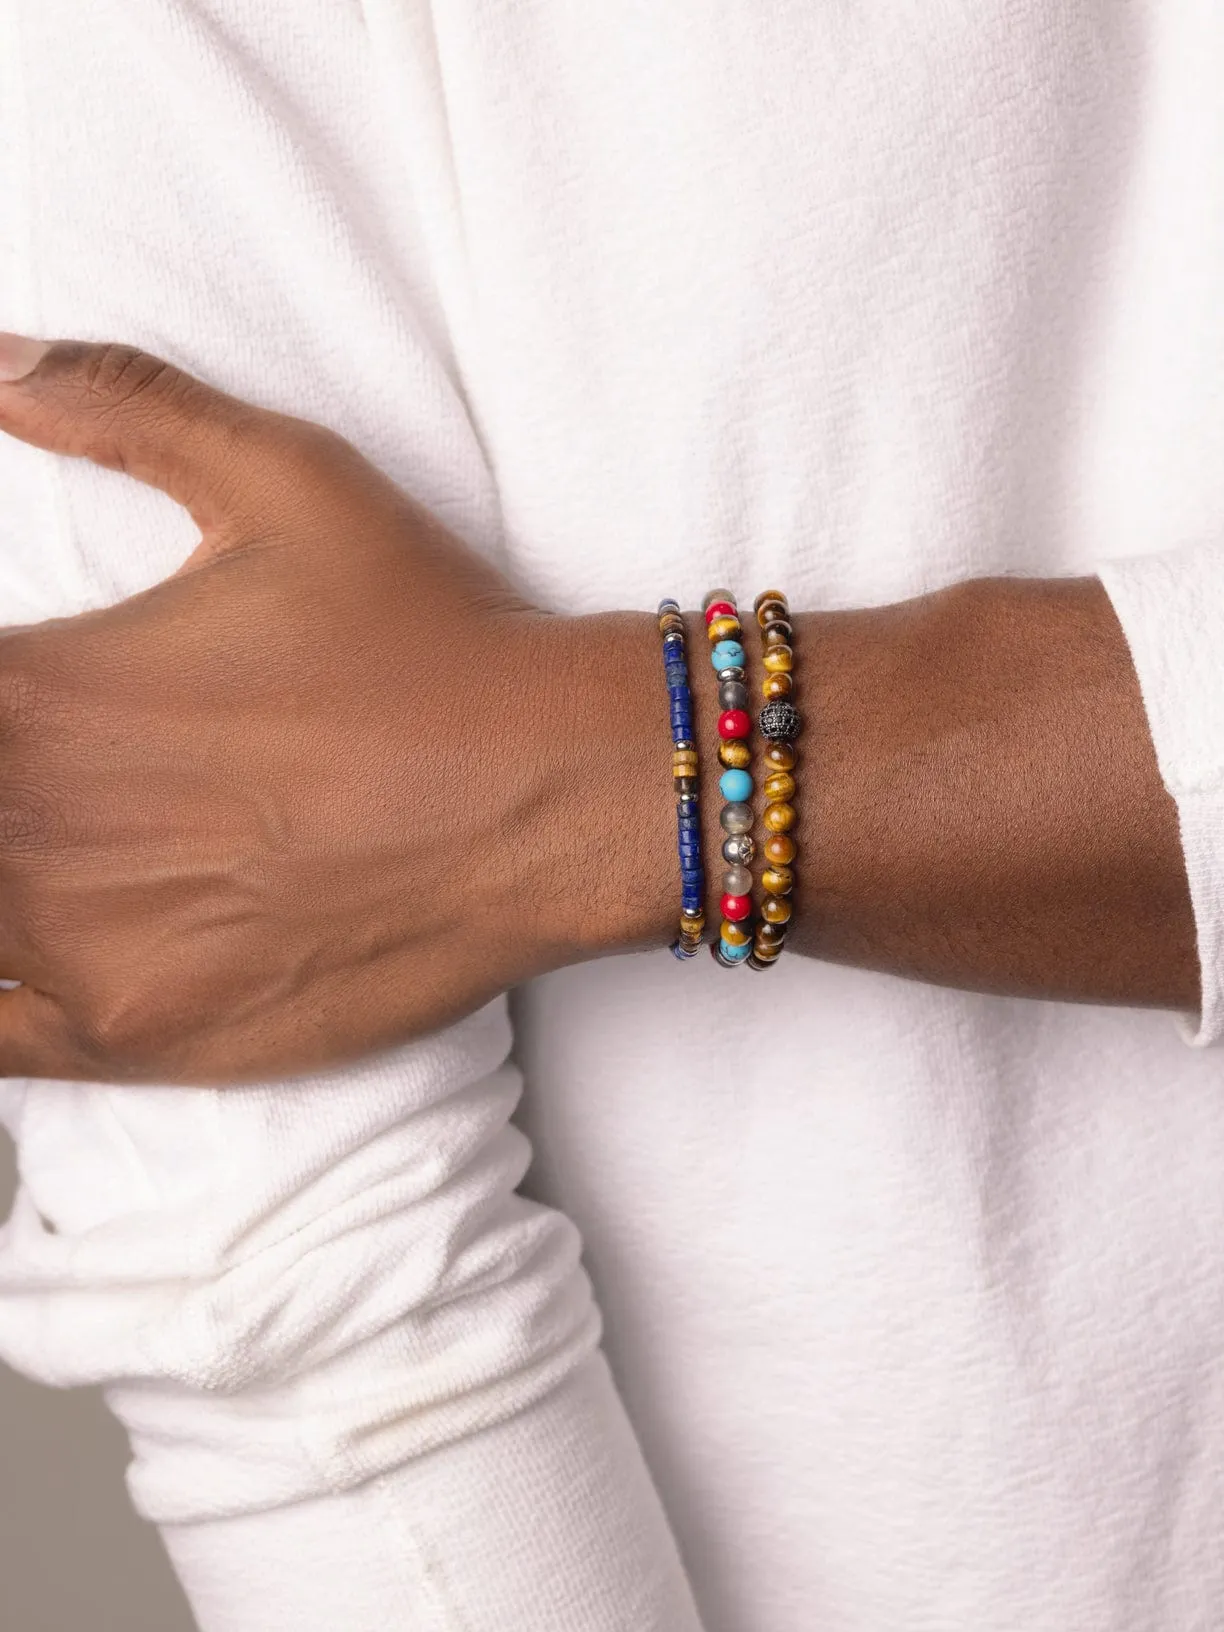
[{"x1": 0, "y1": 332, "x2": 283, "y2": 533}]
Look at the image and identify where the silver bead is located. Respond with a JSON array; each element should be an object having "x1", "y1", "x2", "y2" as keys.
[
  {"x1": 674, "y1": 739, "x2": 695, "y2": 753},
  {"x1": 717, "y1": 666, "x2": 747, "y2": 684},
  {"x1": 719, "y1": 802, "x2": 753, "y2": 834},
  {"x1": 722, "y1": 833, "x2": 755, "y2": 866},
  {"x1": 722, "y1": 864, "x2": 752, "y2": 895},
  {"x1": 719, "y1": 679, "x2": 749, "y2": 710}
]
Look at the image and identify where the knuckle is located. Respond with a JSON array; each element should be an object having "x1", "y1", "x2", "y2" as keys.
[
  {"x1": 66, "y1": 994, "x2": 158, "y2": 1079},
  {"x1": 79, "y1": 343, "x2": 178, "y2": 409}
]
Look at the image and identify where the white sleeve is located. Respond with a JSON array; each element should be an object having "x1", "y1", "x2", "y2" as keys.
[
  {"x1": 1098, "y1": 538, "x2": 1224, "y2": 1046},
  {"x1": 0, "y1": 1006, "x2": 703, "y2": 1631}
]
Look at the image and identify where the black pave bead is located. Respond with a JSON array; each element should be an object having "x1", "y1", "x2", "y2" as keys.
[{"x1": 758, "y1": 699, "x2": 802, "y2": 742}]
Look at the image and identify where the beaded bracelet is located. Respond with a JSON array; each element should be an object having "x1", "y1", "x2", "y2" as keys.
[
  {"x1": 703, "y1": 588, "x2": 755, "y2": 967},
  {"x1": 749, "y1": 589, "x2": 802, "y2": 968},
  {"x1": 658, "y1": 599, "x2": 706, "y2": 957}
]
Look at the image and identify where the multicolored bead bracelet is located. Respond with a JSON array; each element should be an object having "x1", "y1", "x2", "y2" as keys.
[
  {"x1": 749, "y1": 589, "x2": 802, "y2": 968},
  {"x1": 703, "y1": 587, "x2": 755, "y2": 967},
  {"x1": 658, "y1": 598, "x2": 705, "y2": 958}
]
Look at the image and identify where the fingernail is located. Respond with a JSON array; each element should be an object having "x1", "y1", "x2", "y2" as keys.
[{"x1": 0, "y1": 332, "x2": 50, "y2": 382}]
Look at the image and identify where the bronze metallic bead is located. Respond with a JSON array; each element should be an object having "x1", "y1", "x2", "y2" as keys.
[
  {"x1": 763, "y1": 621, "x2": 793, "y2": 647},
  {"x1": 762, "y1": 672, "x2": 793, "y2": 700},
  {"x1": 762, "y1": 801, "x2": 797, "y2": 834},
  {"x1": 763, "y1": 771, "x2": 796, "y2": 803},
  {"x1": 764, "y1": 833, "x2": 796, "y2": 866},
  {"x1": 761, "y1": 864, "x2": 794, "y2": 895},
  {"x1": 721, "y1": 918, "x2": 752, "y2": 947},
  {"x1": 764, "y1": 741, "x2": 796, "y2": 772},
  {"x1": 761, "y1": 894, "x2": 793, "y2": 924},
  {"x1": 753, "y1": 588, "x2": 787, "y2": 615},
  {"x1": 706, "y1": 615, "x2": 741, "y2": 644},
  {"x1": 672, "y1": 751, "x2": 699, "y2": 773},
  {"x1": 762, "y1": 644, "x2": 793, "y2": 674},
  {"x1": 718, "y1": 739, "x2": 751, "y2": 770}
]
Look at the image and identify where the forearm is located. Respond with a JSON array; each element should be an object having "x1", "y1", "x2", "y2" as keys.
[{"x1": 569, "y1": 575, "x2": 1197, "y2": 1011}]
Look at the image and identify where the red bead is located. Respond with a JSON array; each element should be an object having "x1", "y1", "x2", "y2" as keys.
[
  {"x1": 721, "y1": 892, "x2": 752, "y2": 921},
  {"x1": 704, "y1": 600, "x2": 735, "y2": 624},
  {"x1": 718, "y1": 708, "x2": 751, "y2": 739}
]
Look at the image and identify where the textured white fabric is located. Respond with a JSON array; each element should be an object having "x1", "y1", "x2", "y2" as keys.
[{"x1": 3, "y1": 2, "x2": 1224, "y2": 1631}]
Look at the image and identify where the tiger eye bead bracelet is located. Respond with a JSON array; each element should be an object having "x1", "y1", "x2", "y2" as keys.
[
  {"x1": 749, "y1": 590, "x2": 802, "y2": 968},
  {"x1": 703, "y1": 587, "x2": 755, "y2": 966},
  {"x1": 658, "y1": 598, "x2": 705, "y2": 957}
]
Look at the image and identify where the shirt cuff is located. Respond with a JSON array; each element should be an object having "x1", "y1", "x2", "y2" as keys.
[{"x1": 1098, "y1": 539, "x2": 1224, "y2": 1046}]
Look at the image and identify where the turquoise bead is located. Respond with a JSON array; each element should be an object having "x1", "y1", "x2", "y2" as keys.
[
  {"x1": 711, "y1": 640, "x2": 746, "y2": 671},
  {"x1": 720, "y1": 938, "x2": 752, "y2": 962},
  {"x1": 719, "y1": 768, "x2": 753, "y2": 803}
]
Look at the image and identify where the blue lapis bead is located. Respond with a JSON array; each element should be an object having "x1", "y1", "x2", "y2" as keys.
[
  {"x1": 719, "y1": 768, "x2": 753, "y2": 804},
  {"x1": 720, "y1": 938, "x2": 752, "y2": 962},
  {"x1": 710, "y1": 640, "x2": 745, "y2": 671}
]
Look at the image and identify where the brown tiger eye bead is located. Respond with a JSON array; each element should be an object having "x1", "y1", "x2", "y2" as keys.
[
  {"x1": 751, "y1": 940, "x2": 783, "y2": 963},
  {"x1": 764, "y1": 741, "x2": 796, "y2": 772},
  {"x1": 672, "y1": 750, "x2": 698, "y2": 772},
  {"x1": 720, "y1": 918, "x2": 752, "y2": 947},
  {"x1": 762, "y1": 644, "x2": 793, "y2": 673},
  {"x1": 764, "y1": 833, "x2": 796, "y2": 866},
  {"x1": 658, "y1": 614, "x2": 685, "y2": 637},
  {"x1": 763, "y1": 672, "x2": 793, "y2": 700},
  {"x1": 761, "y1": 894, "x2": 793, "y2": 924},
  {"x1": 718, "y1": 739, "x2": 751, "y2": 770},
  {"x1": 763, "y1": 801, "x2": 796, "y2": 834},
  {"x1": 761, "y1": 865, "x2": 794, "y2": 895},
  {"x1": 753, "y1": 588, "x2": 787, "y2": 614},
  {"x1": 757, "y1": 603, "x2": 788, "y2": 629},
  {"x1": 763, "y1": 621, "x2": 793, "y2": 647},
  {"x1": 756, "y1": 922, "x2": 786, "y2": 947},
  {"x1": 706, "y1": 615, "x2": 741, "y2": 644},
  {"x1": 763, "y1": 772, "x2": 796, "y2": 803}
]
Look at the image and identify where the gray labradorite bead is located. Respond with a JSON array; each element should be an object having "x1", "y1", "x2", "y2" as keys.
[
  {"x1": 722, "y1": 833, "x2": 755, "y2": 866},
  {"x1": 719, "y1": 679, "x2": 749, "y2": 710},
  {"x1": 719, "y1": 802, "x2": 754, "y2": 835},
  {"x1": 722, "y1": 864, "x2": 752, "y2": 896}
]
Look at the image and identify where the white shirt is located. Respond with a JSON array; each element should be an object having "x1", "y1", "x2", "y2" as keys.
[{"x1": 3, "y1": 2, "x2": 1224, "y2": 1628}]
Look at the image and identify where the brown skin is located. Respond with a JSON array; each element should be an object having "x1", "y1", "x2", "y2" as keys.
[{"x1": 0, "y1": 340, "x2": 1198, "y2": 1084}]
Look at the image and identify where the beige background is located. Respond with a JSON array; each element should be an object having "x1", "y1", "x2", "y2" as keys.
[{"x1": 0, "y1": 1131, "x2": 196, "y2": 1632}]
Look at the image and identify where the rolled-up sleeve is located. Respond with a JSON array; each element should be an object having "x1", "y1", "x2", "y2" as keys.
[{"x1": 0, "y1": 1001, "x2": 704, "y2": 1630}]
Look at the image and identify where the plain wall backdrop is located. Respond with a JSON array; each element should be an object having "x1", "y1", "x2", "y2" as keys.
[{"x1": 0, "y1": 1130, "x2": 196, "y2": 1632}]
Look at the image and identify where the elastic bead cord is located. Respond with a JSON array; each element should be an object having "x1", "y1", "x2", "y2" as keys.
[
  {"x1": 749, "y1": 589, "x2": 802, "y2": 968},
  {"x1": 658, "y1": 599, "x2": 705, "y2": 958},
  {"x1": 703, "y1": 588, "x2": 755, "y2": 966}
]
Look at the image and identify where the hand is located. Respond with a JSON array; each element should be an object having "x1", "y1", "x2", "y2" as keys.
[{"x1": 0, "y1": 339, "x2": 668, "y2": 1084}]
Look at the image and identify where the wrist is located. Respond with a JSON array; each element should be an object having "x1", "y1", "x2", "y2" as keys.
[{"x1": 527, "y1": 608, "x2": 729, "y2": 963}]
